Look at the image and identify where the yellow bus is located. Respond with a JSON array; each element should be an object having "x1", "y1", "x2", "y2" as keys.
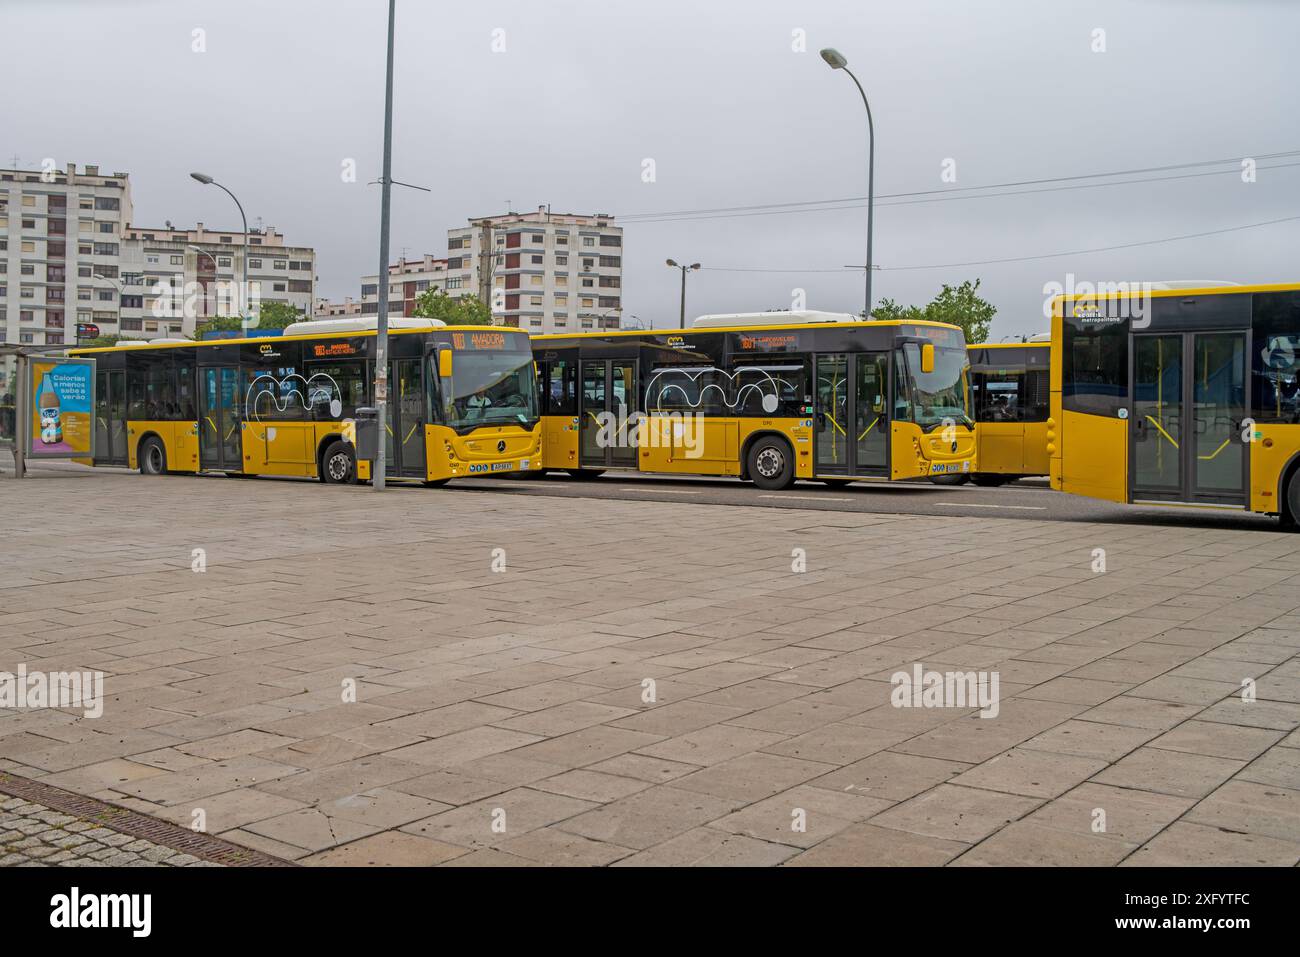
[
  {"x1": 530, "y1": 311, "x2": 975, "y2": 490},
  {"x1": 70, "y1": 317, "x2": 540, "y2": 484},
  {"x1": 963, "y1": 339, "x2": 1051, "y2": 486},
  {"x1": 1050, "y1": 282, "x2": 1300, "y2": 525}
]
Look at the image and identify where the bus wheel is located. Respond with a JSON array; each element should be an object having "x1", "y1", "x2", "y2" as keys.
[
  {"x1": 929, "y1": 474, "x2": 969, "y2": 486},
  {"x1": 971, "y1": 474, "x2": 1007, "y2": 487},
  {"x1": 821, "y1": 478, "x2": 852, "y2": 488},
  {"x1": 321, "y1": 441, "x2": 357, "y2": 485},
  {"x1": 1284, "y1": 470, "x2": 1300, "y2": 530},
  {"x1": 139, "y1": 437, "x2": 167, "y2": 476},
  {"x1": 423, "y1": 479, "x2": 450, "y2": 488},
  {"x1": 748, "y1": 438, "x2": 794, "y2": 491},
  {"x1": 567, "y1": 469, "x2": 604, "y2": 480}
]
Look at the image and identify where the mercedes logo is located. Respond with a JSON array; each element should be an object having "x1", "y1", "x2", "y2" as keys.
[{"x1": 497, "y1": 440, "x2": 507, "y2": 453}]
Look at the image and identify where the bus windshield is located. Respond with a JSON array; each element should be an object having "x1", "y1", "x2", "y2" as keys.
[
  {"x1": 899, "y1": 341, "x2": 973, "y2": 430},
  {"x1": 440, "y1": 350, "x2": 539, "y2": 430}
]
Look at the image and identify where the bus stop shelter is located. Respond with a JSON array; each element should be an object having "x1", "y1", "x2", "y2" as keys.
[{"x1": 1, "y1": 344, "x2": 95, "y2": 479}]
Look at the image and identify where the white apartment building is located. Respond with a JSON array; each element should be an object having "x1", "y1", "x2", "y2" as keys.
[
  {"x1": 359, "y1": 254, "x2": 448, "y2": 317},
  {"x1": 120, "y1": 222, "x2": 316, "y2": 338},
  {"x1": 313, "y1": 296, "x2": 361, "y2": 319},
  {"x1": 0, "y1": 162, "x2": 132, "y2": 348},
  {"x1": 446, "y1": 208, "x2": 623, "y2": 333}
]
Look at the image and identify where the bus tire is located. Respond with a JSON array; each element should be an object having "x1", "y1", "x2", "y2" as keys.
[
  {"x1": 929, "y1": 474, "x2": 969, "y2": 486},
  {"x1": 1283, "y1": 468, "x2": 1300, "y2": 530},
  {"x1": 971, "y1": 474, "x2": 1007, "y2": 487},
  {"x1": 321, "y1": 440, "x2": 357, "y2": 485},
  {"x1": 138, "y1": 437, "x2": 167, "y2": 476},
  {"x1": 567, "y1": 469, "x2": 604, "y2": 480},
  {"x1": 747, "y1": 436, "x2": 794, "y2": 491}
]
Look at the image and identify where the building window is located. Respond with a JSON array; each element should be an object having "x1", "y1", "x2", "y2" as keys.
[
  {"x1": 170, "y1": 254, "x2": 182, "y2": 265},
  {"x1": 98, "y1": 221, "x2": 114, "y2": 233},
  {"x1": 446, "y1": 277, "x2": 463, "y2": 289},
  {"x1": 582, "y1": 236, "x2": 595, "y2": 247},
  {"x1": 218, "y1": 256, "x2": 232, "y2": 267},
  {"x1": 530, "y1": 255, "x2": 543, "y2": 265},
  {"x1": 531, "y1": 234, "x2": 544, "y2": 244},
  {"x1": 22, "y1": 241, "x2": 36, "y2": 253},
  {"x1": 22, "y1": 218, "x2": 35, "y2": 229},
  {"x1": 556, "y1": 255, "x2": 568, "y2": 266},
  {"x1": 274, "y1": 260, "x2": 287, "y2": 270},
  {"x1": 94, "y1": 197, "x2": 120, "y2": 210},
  {"x1": 599, "y1": 235, "x2": 621, "y2": 247},
  {"x1": 220, "y1": 236, "x2": 233, "y2": 243},
  {"x1": 249, "y1": 258, "x2": 262, "y2": 269}
]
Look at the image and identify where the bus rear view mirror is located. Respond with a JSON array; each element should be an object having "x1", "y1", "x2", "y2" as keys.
[
  {"x1": 438, "y1": 349, "x2": 453, "y2": 378},
  {"x1": 920, "y1": 343, "x2": 935, "y2": 374}
]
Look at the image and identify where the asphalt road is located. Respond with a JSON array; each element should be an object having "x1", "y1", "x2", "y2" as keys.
[{"x1": 456, "y1": 470, "x2": 1287, "y2": 533}]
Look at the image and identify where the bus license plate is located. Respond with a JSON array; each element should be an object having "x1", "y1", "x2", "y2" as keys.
[{"x1": 469, "y1": 462, "x2": 515, "y2": 474}]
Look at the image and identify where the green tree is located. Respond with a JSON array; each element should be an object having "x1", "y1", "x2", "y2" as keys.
[
  {"x1": 81, "y1": 333, "x2": 129, "y2": 348},
  {"x1": 923, "y1": 279, "x2": 995, "y2": 344},
  {"x1": 410, "y1": 290, "x2": 493, "y2": 326},
  {"x1": 870, "y1": 279, "x2": 995, "y2": 344},
  {"x1": 195, "y1": 300, "x2": 303, "y2": 339}
]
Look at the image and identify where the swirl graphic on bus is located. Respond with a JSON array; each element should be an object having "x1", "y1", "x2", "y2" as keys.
[
  {"x1": 645, "y1": 365, "x2": 799, "y2": 415},
  {"x1": 245, "y1": 372, "x2": 345, "y2": 422}
]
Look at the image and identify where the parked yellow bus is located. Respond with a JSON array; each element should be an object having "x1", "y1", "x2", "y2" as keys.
[
  {"x1": 70, "y1": 317, "x2": 540, "y2": 484},
  {"x1": 1049, "y1": 282, "x2": 1300, "y2": 526},
  {"x1": 530, "y1": 311, "x2": 975, "y2": 490},
  {"x1": 964, "y1": 339, "x2": 1051, "y2": 486}
]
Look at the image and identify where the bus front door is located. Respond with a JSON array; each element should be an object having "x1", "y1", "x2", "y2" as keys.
[
  {"x1": 200, "y1": 366, "x2": 242, "y2": 471},
  {"x1": 815, "y1": 353, "x2": 889, "y2": 477},
  {"x1": 387, "y1": 358, "x2": 426, "y2": 478},
  {"x1": 579, "y1": 359, "x2": 638, "y2": 469},
  {"x1": 1131, "y1": 332, "x2": 1247, "y2": 505}
]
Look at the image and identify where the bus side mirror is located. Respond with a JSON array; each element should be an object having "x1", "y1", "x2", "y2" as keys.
[
  {"x1": 438, "y1": 350, "x2": 453, "y2": 378},
  {"x1": 920, "y1": 343, "x2": 935, "y2": 374}
]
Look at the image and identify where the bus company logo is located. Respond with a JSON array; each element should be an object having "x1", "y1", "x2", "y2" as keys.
[
  {"x1": 890, "y1": 663, "x2": 1000, "y2": 718},
  {"x1": 665, "y1": 335, "x2": 695, "y2": 350},
  {"x1": 496, "y1": 439, "x2": 506, "y2": 453},
  {"x1": 1042, "y1": 274, "x2": 1153, "y2": 327},
  {"x1": 471, "y1": 331, "x2": 506, "y2": 349},
  {"x1": 739, "y1": 334, "x2": 797, "y2": 351},
  {"x1": 258, "y1": 343, "x2": 280, "y2": 359},
  {"x1": 452, "y1": 333, "x2": 465, "y2": 349}
]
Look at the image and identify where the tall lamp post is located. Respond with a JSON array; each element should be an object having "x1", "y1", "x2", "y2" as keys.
[
  {"x1": 189, "y1": 173, "x2": 250, "y2": 329},
  {"x1": 665, "y1": 259, "x2": 700, "y2": 329},
  {"x1": 819, "y1": 47, "x2": 875, "y2": 319},
  {"x1": 370, "y1": 0, "x2": 398, "y2": 492}
]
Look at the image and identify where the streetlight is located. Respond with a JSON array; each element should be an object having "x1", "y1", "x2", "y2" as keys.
[
  {"x1": 371, "y1": 0, "x2": 398, "y2": 492},
  {"x1": 666, "y1": 259, "x2": 700, "y2": 329},
  {"x1": 189, "y1": 172, "x2": 249, "y2": 329},
  {"x1": 820, "y1": 47, "x2": 875, "y2": 319}
]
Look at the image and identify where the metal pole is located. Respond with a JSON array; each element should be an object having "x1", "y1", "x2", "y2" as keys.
[
  {"x1": 373, "y1": 0, "x2": 396, "y2": 491},
  {"x1": 12, "y1": 354, "x2": 26, "y2": 478},
  {"x1": 842, "y1": 66, "x2": 874, "y2": 318},
  {"x1": 210, "y1": 185, "x2": 248, "y2": 328},
  {"x1": 678, "y1": 266, "x2": 687, "y2": 329}
]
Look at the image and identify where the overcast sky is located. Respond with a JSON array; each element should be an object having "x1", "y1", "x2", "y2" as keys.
[{"x1": 5, "y1": 0, "x2": 1298, "y2": 338}]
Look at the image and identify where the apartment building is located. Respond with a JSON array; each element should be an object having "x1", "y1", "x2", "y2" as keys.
[
  {"x1": 445, "y1": 208, "x2": 622, "y2": 333},
  {"x1": 313, "y1": 296, "x2": 361, "y2": 319},
  {"x1": 120, "y1": 222, "x2": 316, "y2": 337},
  {"x1": 0, "y1": 162, "x2": 132, "y2": 347},
  {"x1": 359, "y1": 254, "x2": 448, "y2": 317}
]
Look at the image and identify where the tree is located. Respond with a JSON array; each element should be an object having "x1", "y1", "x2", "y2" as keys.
[
  {"x1": 924, "y1": 280, "x2": 995, "y2": 345},
  {"x1": 869, "y1": 279, "x2": 995, "y2": 344},
  {"x1": 195, "y1": 300, "x2": 303, "y2": 339},
  {"x1": 410, "y1": 289, "x2": 494, "y2": 326},
  {"x1": 81, "y1": 333, "x2": 129, "y2": 348}
]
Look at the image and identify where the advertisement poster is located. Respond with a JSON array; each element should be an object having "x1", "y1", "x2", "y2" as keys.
[{"x1": 28, "y1": 358, "x2": 95, "y2": 458}]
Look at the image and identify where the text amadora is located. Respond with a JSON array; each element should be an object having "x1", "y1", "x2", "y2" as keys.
[
  {"x1": 0, "y1": 665, "x2": 103, "y2": 718},
  {"x1": 890, "y1": 663, "x2": 1000, "y2": 719},
  {"x1": 50, "y1": 888, "x2": 151, "y2": 938}
]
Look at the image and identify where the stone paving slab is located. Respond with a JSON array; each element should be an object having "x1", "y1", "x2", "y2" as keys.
[{"x1": 1, "y1": 469, "x2": 1299, "y2": 866}]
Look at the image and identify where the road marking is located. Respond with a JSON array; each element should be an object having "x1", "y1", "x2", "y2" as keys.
[
  {"x1": 618, "y1": 488, "x2": 700, "y2": 494},
  {"x1": 931, "y1": 501, "x2": 1046, "y2": 510},
  {"x1": 759, "y1": 494, "x2": 855, "y2": 502}
]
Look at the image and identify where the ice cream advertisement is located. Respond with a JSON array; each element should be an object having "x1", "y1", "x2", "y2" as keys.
[{"x1": 28, "y1": 359, "x2": 94, "y2": 458}]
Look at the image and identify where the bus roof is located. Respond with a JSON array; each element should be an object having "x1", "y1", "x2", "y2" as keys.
[
  {"x1": 70, "y1": 322, "x2": 526, "y2": 354},
  {"x1": 691, "y1": 310, "x2": 864, "y2": 328},
  {"x1": 1052, "y1": 280, "x2": 1300, "y2": 305},
  {"x1": 532, "y1": 318, "x2": 965, "y2": 340}
]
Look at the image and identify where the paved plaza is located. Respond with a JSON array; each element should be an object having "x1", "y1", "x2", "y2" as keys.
[{"x1": 1, "y1": 466, "x2": 1298, "y2": 866}]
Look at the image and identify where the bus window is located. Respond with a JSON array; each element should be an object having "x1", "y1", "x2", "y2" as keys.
[
  {"x1": 1251, "y1": 291, "x2": 1300, "y2": 424},
  {"x1": 305, "y1": 361, "x2": 367, "y2": 420}
]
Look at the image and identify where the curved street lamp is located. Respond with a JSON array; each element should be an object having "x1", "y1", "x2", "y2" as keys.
[
  {"x1": 189, "y1": 172, "x2": 250, "y2": 326},
  {"x1": 820, "y1": 48, "x2": 875, "y2": 318},
  {"x1": 666, "y1": 259, "x2": 701, "y2": 329}
]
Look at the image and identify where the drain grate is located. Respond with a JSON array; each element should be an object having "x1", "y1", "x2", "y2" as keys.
[{"x1": 0, "y1": 771, "x2": 295, "y2": 867}]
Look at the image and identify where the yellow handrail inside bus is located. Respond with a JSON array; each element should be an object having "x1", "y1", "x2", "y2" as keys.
[
  {"x1": 858, "y1": 416, "x2": 880, "y2": 441},
  {"x1": 1145, "y1": 415, "x2": 1179, "y2": 450}
]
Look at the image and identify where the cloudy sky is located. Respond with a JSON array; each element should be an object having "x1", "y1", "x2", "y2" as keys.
[{"x1": 5, "y1": 0, "x2": 1298, "y2": 338}]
